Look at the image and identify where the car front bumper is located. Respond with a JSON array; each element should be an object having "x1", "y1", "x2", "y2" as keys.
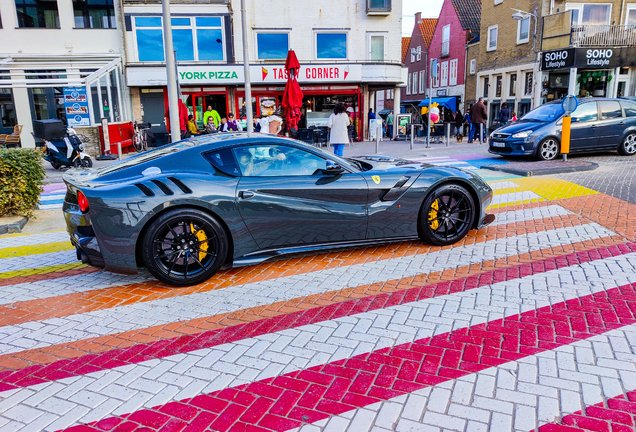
[{"x1": 488, "y1": 138, "x2": 538, "y2": 156}]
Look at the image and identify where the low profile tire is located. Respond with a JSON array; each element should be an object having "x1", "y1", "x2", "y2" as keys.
[
  {"x1": 419, "y1": 183, "x2": 476, "y2": 246},
  {"x1": 142, "y1": 208, "x2": 228, "y2": 287},
  {"x1": 536, "y1": 137, "x2": 560, "y2": 161},
  {"x1": 618, "y1": 133, "x2": 636, "y2": 156}
]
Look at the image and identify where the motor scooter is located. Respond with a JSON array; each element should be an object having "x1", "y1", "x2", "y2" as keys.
[{"x1": 43, "y1": 128, "x2": 92, "y2": 169}]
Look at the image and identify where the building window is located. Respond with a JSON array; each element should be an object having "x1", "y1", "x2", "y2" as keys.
[
  {"x1": 73, "y1": 0, "x2": 116, "y2": 29},
  {"x1": 495, "y1": 75, "x2": 502, "y2": 97},
  {"x1": 316, "y1": 33, "x2": 347, "y2": 59},
  {"x1": 0, "y1": 88, "x2": 17, "y2": 128},
  {"x1": 483, "y1": 77, "x2": 489, "y2": 99},
  {"x1": 416, "y1": 46, "x2": 421, "y2": 61},
  {"x1": 368, "y1": 33, "x2": 386, "y2": 61},
  {"x1": 15, "y1": 0, "x2": 60, "y2": 28},
  {"x1": 412, "y1": 72, "x2": 418, "y2": 95},
  {"x1": 627, "y1": 5, "x2": 636, "y2": 25},
  {"x1": 433, "y1": 60, "x2": 440, "y2": 87},
  {"x1": 367, "y1": 0, "x2": 391, "y2": 13},
  {"x1": 256, "y1": 33, "x2": 289, "y2": 60},
  {"x1": 566, "y1": 3, "x2": 611, "y2": 25},
  {"x1": 524, "y1": 71, "x2": 533, "y2": 95},
  {"x1": 134, "y1": 16, "x2": 225, "y2": 62},
  {"x1": 449, "y1": 59, "x2": 458, "y2": 86},
  {"x1": 440, "y1": 61, "x2": 448, "y2": 87},
  {"x1": 470, "y1": 59, "x2": 476, "y2": 74},
  {"x1": 517, "y1": 17, "x2": 530, "y2": 44},
  {"x1": 441, "y1": 25, "x2": 450, "y2": 57},
  {"x1": 406, "y1": 73, "x2": 411, "y2": 95},
  {"x1": 509, "y1": 73, "x2": 517, "y2": 97},
  {"x1": 487, "y1": 25, "x2": 498, "y2": 51},
  {"x1": 419, "y1": 70, "x2": 426, "y2": 93}
]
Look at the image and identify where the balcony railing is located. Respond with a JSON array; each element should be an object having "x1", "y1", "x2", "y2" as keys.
[
  {"x1": 571, "y1": 24, "x2": 636, "y2": 47},
  {"x1": 441, "y1": 41, "x2": 449, "y2": 57}
]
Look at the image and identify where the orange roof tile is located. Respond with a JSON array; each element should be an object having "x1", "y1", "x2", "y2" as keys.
[
  {"x1": 418, "y1": 18, "x2": 438, "y2": 49},
  {"x1": 401, "y1": 37, "x2": 411, "y2": 63}
]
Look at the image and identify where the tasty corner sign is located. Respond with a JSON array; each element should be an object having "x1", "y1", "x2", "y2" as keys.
[
  {"x1": 176, "y1": 64, "x2": 362, "y2": 84},
  {"x1": 541, "y1": 47, "x2": 636, "y2": 70}
]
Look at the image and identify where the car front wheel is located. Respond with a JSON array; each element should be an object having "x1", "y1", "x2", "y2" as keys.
[
  {"x1": 537, "y1": 138, "x2": 559, "y2": 161},
  {"x1": 419, "y1": 183, "x2": 475, "y2": 246},
  {"x1": 618, "y1": 133, "x2": 636, "y2": 156},
  {"x1": 142, "y1": 208, "x2": 228, "y2": 287}
]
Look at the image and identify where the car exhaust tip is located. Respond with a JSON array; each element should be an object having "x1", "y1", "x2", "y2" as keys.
[{"x1": 76, "y1": 247, "x2": 91, "y2": 265}]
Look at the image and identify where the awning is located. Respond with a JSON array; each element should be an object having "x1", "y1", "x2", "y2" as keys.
[{"x1": 419, "y1": 97, "x2": 457, "y2": 112}]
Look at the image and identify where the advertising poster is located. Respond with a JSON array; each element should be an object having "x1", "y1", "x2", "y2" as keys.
[{"x1": 63, "y1": 87, "x2": 90, "y2": 127}]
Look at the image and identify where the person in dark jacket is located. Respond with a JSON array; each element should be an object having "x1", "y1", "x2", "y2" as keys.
[
  {"x1": 468, "y1": 97, "x2": 487, "y2": 143},
  {"x1": 455, "y1": 109, "x2": 463, "y2": 136},
  {"x1": 499, "y1": 103, "x2": 510, "y2": 125}
]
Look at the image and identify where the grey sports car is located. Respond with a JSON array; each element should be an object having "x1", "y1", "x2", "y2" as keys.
[{"x1": 63, "y1": 134, "x2": 494, "y2": 286}]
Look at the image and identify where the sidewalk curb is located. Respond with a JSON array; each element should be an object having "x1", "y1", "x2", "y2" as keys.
[
  {"x1": 0, "y1": 217, "x2": 28, "y2": 235},
  {"x1": 482, "y1": 161, "x2": 599, "y2": 177}
]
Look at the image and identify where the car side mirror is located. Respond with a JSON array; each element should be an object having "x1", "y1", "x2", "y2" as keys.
[{"x1": 324, "y1": 163, "x2": 344, "y2": 175}]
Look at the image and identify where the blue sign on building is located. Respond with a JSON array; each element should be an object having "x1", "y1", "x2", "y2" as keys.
[{"x1": 63, "y1": 87, "x2": 90, "y2": 127}]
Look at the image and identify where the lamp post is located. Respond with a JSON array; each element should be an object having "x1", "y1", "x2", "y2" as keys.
[
  {"x1": 511, "y1": 8, "x2": 538, "y2": 52},
  {"x1": 162, "y1": 0, "x2": 181, "y2": 143},
  {"x1": 240, "y1": 0, "x2": 254, "y2": 135}
]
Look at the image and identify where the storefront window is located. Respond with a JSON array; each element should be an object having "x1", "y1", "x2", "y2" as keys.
[
  {"x1": 109, "y1": 69, "x2": 121, "y2": 122},
  {"x1": 483, "y1": 77, "x2": 489, "y2": 98},
  {"x1": 495, "y1": 76, "x2": 502, "y2": 98},
  {"x1": 73, "y1": 0, "x2": 115, "y2": 29},
  {"x1": 15, "y1": 0, "x2": 60, "y2": 28},
  {"x1": 134, "y1": 16, "x2": 225, "y2": 62},
  {"x1": 257, "y1": 33, "x2": 289, "y2": 60},
  {"x1": 0, "y1": 89, "x2": 17, "y2": 129},
  {"x1": 524, "y1": 71, "x2": 533, "y2": 96},
  {"x1": 509, "y1": 74, "x2": 517, "y2": 97},
  {"x1": 90, "y1": 81, "x2": 100, "y2": 123},
  {"x1": 316, "y1": 33, "x2": 347, "y2": 59},
  {"x1": 28, "y1": 87, "x2": 66, "y2": 124},
  {"x1": 577, "y1": 70, "x2": 613, "y2": 98}
]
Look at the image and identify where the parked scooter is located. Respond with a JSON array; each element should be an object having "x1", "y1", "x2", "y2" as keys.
[{"x1": 43, "y1": 127, "x2": 92, "y2": 170}]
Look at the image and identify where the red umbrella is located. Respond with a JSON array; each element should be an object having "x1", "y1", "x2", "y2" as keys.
[{"x1": 282, "y1": 50, "x2": 303, "y2": 132}]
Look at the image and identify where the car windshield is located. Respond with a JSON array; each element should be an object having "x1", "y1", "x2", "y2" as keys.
[{"x1": 520, "y1": 103, "x2": 565, "y2": 122}]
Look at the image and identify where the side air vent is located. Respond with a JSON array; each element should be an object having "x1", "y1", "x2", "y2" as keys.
[
  {"x1": 134, "y1": 183, "x2": 155, "y2": 197},
  {"x1": 151, "y1": 180, "x2": 174, "y2": 195},
  {"x1": 168, "y1": 177, "x2": 192, "y2": 194}
]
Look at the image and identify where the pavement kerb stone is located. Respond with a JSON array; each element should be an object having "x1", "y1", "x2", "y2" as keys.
[
  {"x1": 0, "y1": 216, "x2": 28, "y2": 235},
  {"x1": 482, "y1": 160, "x2": 599, "y2": 177}
]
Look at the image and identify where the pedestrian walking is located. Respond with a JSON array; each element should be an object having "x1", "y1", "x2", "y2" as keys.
[
  {"x1": 328, "y1": 103, "x2": 350, "y2": 157},
  {"x1": 463, "y1": 108, "x2": 471, "y2": 137},
  {"x1": 468, "y1": 97, "x2": 487, "y2": 143},
  {"x1": 455, "y1": 109, "x2": 463, "y2": 137},
  {"x1": 499, "y1": 103, "x2": 510, "y2": 126},
  {"x1": 386, "y1": 110, "x2": 394, "y2": 139}
]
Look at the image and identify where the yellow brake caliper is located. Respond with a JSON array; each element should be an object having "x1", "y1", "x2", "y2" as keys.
[
  {"x1": 428, "y1": 199, "x2": 440, "y2": 230},
  {"x1": 191, "y1": 223, "x2": 209, "y2": 261}
]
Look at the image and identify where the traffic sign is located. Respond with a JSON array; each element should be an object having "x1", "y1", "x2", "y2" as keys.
[{"x1": 561, "y1": 95, "x2": 578, "y2": 115}]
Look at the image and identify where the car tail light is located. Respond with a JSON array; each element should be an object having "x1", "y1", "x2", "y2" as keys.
[{"x1": 77, "y1": 190, "x2": 89, "y2": 213}]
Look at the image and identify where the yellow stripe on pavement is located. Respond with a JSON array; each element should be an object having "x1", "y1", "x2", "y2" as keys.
[
  {"x1": 512, "y1": 178, "x2": 598, "y2": 201},
  {"x1": 0, "y1": 242, "x2": 75, "y2": 259},
  {"x1": 492, "y1": 186, "x2": 526, "y2": 196},
  {"x1": 487, "y1": 197, "x2": 545, "y2": 210},
  {"x1": 0, "y1": 262, "x2": 87, "y2": 279}
]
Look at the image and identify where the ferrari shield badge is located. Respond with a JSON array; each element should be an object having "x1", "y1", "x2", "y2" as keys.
[{"x1": 372, "y1": 175, "x2": 381, "y2": 184}]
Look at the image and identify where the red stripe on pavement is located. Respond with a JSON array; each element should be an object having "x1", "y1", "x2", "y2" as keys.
[
  {"x1": 2, "y1": 242, "x2": 635, "y2": 393},
  {"x1": 538, "y1": 391, "x2": 636, "y2": 432},
  {"x1": 62, "y1": 282, "x2": 636, "y2": 432}
]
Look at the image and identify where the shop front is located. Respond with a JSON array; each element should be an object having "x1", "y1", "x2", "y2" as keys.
[
  {"x1": 127, "y1": 64, "x2": 367, "y2": 140},
  {"x1": 540, "y1": 47, "x2": 636, "y2": 104}
]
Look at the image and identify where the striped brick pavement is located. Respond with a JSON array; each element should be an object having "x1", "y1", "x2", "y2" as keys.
[{"x1": 0, "y1": 176, "x2": 636, "y2": 431}]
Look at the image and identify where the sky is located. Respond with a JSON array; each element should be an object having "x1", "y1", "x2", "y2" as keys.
[{"x1": 402, "y1": 0, "x2": 444, "y2": 35}]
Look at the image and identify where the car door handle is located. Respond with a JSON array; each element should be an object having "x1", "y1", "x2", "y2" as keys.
[
  {"x1": 239, "y1": 191, "x2": 254, "y2": 199},
  {"x1": 590, "y1": 125, "x2": 597, "y2": 128}
]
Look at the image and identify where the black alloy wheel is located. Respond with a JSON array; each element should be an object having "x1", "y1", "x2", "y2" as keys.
[
  {"x1": 618, "y1": 133, "x2": 636, "y2": 156},
  {"x1": 537, "y1": 137, "x2": 560, "y2": 161},
  {"x1": 419, "y1": 183, "x2": 475, "y2": 246},
  {"x1": 142, "y1": 208, "x2": 228, "y2": 286}
]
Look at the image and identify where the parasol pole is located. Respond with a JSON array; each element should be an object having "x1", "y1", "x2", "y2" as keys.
[{"x1": 240, "y1": 0, "x2": 254, "y2": 135}]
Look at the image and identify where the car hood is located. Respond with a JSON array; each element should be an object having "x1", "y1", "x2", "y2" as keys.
[
  {"x1": 349, "y1": 155, "x2": 432, "y2": 171},
  {"x1": 493, "y1": 120, "x2": 547, "y2": 135}
]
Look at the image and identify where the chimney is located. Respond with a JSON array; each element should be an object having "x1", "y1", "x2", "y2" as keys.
[{"x1": 415, "y1": 12, "x2": 422, "y2": 25}]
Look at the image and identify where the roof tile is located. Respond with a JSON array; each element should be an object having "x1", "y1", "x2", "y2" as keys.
[
  {"x1": 418, "y1": 18, "x2": 438, "y2": 49},
  {"x1": 401, "y1": 37, "x2": 411, "y2": 63},
  {"x1": 450, "y1": 0, "x2": 481, "y2": 33}
]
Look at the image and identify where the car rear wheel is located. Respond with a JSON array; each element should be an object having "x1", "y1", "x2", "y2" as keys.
[
  {"x1": 419, "y1": 183, "x2": 475, "y2": 246},
  {"x1": 618, "y1": 133, "x2": 636, "y2": 156},
  {"x1": 537, "y1": 138, "x2": 559, "y2": 161},
  {"x1": 142, "y1": 208, "x2": 228, "y2": 287}
]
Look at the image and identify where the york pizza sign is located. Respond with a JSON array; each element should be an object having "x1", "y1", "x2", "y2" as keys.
[{"x1": 175, "y1": 65, "x2": 362, "y2": 84}]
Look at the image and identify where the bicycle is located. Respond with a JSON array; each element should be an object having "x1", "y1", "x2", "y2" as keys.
[{"x1": 132, "y1": 121, "x2": 150, "y2": 152}]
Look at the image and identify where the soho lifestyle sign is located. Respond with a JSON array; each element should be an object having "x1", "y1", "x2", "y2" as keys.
[{"x1": 541, "y1": 47, "x2": 636, "y2": 70}]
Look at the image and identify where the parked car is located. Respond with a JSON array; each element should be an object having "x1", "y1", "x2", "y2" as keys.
[
  {"x1": 489, "y1": 98, "x2": 636, "y2": 160},
  {"x1": 63, "y1": 134, "x2": 494, "y2": 286}
]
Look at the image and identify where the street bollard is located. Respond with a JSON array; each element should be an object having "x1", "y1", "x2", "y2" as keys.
[
  {"x1": 479, "y1": 123, "x2": 484, "y2": 144},
  {"x1": 375, "y1": 126, "x2": 380, "y2": 154},
  {"x1": 410, "y1": 124, "x2": 415, "y2": 150},
  {"x1": 446, "y1": 123, "x2": 450, "y2": 147}
]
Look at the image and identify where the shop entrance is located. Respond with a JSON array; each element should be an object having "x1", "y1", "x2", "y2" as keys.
[{"x1": 181, "y1": 89, "x2": 228, "y2": 130}]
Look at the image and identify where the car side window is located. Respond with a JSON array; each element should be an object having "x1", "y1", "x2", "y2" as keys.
[
  {"x1": 203, "y1": 149, "x2": 241, "y2": 176},
  {"x1": 233, "y1": 145, "x2": 328, "y2": 177},
  {"x1": 599, "y1": 100, "x2": 623, "y2": 120},
  {"x1": 571, "y1": 102, "x2": 598, "y2": 123},
  {"x1": 621, "y1": 101, "x2": 636, "y2": 117}
]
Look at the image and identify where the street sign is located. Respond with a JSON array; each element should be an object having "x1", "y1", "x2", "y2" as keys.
[{"x1": 561, "y1": 95, "x2": 578, "y2": 115}]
